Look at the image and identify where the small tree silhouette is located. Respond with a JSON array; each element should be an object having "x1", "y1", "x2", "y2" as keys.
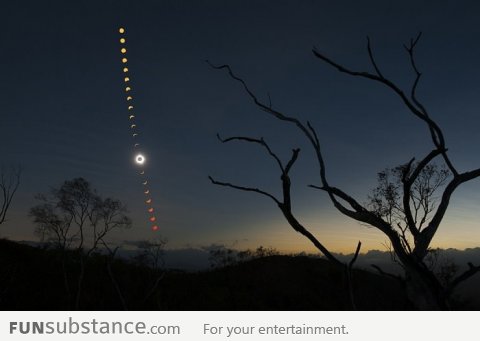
[
  {"x1": 0, "y1": 165, "x2": 21, "y2": 226},
  {"x1": 29, "y1": 177, "x2": 131, "y2": 309},
  {"x1": 208, "y1": 33, "x2": 480, "y2": 310},
  {"x1": 132, "y1": 238, "x2": 168, "y2": 304}
]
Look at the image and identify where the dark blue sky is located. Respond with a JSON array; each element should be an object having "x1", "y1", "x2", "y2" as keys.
[{"x1": 1, "y1": 0, "x2": 480, "y2": 252}]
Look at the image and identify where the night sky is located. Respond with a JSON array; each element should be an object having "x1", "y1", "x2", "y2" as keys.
[{"x1": 1, "y1": 0, "x2": 480, "y2": 254}]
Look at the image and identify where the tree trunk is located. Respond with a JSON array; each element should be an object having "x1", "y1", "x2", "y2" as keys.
[
  {"x1": 404, "y1": 265, "x2": 448, "y2": 310},
  {"x1": 106, "y1": 259, "x2": 128, "y2": 310}
]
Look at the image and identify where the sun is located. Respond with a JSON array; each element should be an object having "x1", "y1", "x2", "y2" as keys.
[{"x1": 135, "y1": 154, "x2": 145, "y2": 165}]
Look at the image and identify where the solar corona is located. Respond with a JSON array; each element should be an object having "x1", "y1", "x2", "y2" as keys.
[
  {"x1": 135, "y1": 154, "x2": 145, "y2": 165},
  {"x1": 118, "y1": 27, "x2": 159, "y2": 231}
]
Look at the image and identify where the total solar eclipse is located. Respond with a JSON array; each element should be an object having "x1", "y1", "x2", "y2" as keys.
[{"x1": 135, "y1": 154, "x2": 145, "y2": 165}]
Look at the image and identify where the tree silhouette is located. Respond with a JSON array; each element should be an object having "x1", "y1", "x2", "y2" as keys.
[
  {"x1": 132, "y1": 238, "x2": 168, "y2": 305},
  {"x1": 0, "y1": 166, "x2": 21, "y2": 226},
  {"x1": 367, "y1": 163, "x2": 450, "y2": 254},
  {"x1": 30, "y1": 178, "x2": 131, "y2": 251},
  {"x1": 29, "y1": 177, "x2": 131, "y2": 308},
  {"x1": 208, "y1": 33, "x2": 480, "y2": 310}
]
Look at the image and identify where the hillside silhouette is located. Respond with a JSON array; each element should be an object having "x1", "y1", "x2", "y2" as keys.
[{"x1": 1, "y1": 238, "x2": 476, "y2": 310}]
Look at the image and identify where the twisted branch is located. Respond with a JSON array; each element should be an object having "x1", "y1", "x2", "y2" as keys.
[
  {"x1": 446, "y1": 262, "x2": 480, "y2": 296},
  {"x1": 0, "y1": 166, "x2": 21, "y2": 225},
  {"x1": 209, "y1": 135, "x2": 343, "y2": 265}
]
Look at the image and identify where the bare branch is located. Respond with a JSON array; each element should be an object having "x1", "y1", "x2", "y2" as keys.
[
  {"x1": 371, "y1": 264, "x2": 404, "y2": 284},
  {"x1": 217, "y1": 134, "x2": 285, "y2": 173},
  {"x1": 285, "y1": 148, "x2": 301, "y2": 174},
  {"x1": 279, "y1": 206, "x2": 343, "y2": 265},
  {"x1": 402, "y1": 32, "x2": 458, "y2": 175},
  {"x1": 0, "y1": 166, "x2": 21, "y2": 225},
  {"x1": 306, "y1": 121, "x2": 320, "y2": 147},
  {"x1": 366, "y1": 36, "x2": 385, "y2": 78},
  {"x1": 345, "y1": 240, "x2": 362, "y2": 310},
  {"x1": 310, "y1": 184, "x2": 379, "y2": 223},
  {"x1": 207, "y1": 61, "x2": 317, "y2": 146},
  {"x1": 312, "y1": 42, "x2": 447, "y2": 159},
  {"x1": 407, "y1": 149, "x2": 444, "y2": 184},
  {"x1": 208, "y1": 176, "x2": 280, "y2": 205},
  {"x1": 404, "y1": 32, "x2": 426, "y2": 114},
  {"x1": 446, "y1": 262, "x2": 480, "y2": 296},
  {"x1": 349, "y1": 241, "x2": 362, "y2": 269},
  {"x1": 397, "y1": 223, "x2": 413, "y2": 254}
]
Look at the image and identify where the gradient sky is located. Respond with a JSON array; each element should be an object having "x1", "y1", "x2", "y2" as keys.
[{"x1": 1, "y1": 0, "x2": 480, "y2": 254}]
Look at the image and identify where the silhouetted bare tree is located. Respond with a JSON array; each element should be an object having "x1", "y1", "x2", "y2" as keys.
[
  {"x1": 30, "y1": 178, "x2": 131, "y2": 252},
  {"x1": 208, "y1": 33, "x2": 480, "y2": 310},
  {"x1": 134, "y1": 238, "x2": 167, "y2": 271},
  {"x1": 0, "y1": 166, "x2": 21, "y2": 226},
  {"x1": 29, "y1": 177, "x2": 131, "y2": 308},
  {"x1": 133, "y1": 238, "x2": 167, "y2": 304}
]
